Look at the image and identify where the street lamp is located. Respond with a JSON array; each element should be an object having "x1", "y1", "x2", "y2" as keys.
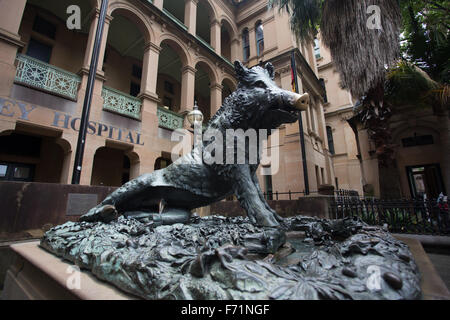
[{"x1": 187, "y1": 101, "x2": 204, "y2": 150}]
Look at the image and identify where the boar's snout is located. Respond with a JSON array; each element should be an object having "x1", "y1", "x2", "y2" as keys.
[{"x1": 293, "y1": 92, "x2": 309, "y2": 111}]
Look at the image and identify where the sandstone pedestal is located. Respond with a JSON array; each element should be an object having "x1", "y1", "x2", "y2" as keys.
[
  {"x1": 1, "y1": 238, "x2": 449, "y2": 300},
  {"x1": 1, "y1": 241, "x2": 136, "y2": 300}
]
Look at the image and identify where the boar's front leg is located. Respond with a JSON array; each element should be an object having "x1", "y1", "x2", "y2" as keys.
[
  {"x1": 251, "y1": 172, "x2": 283, "y2": 223},
  {"x1": 231, "y1": 166, "x2": 280, "y2": 227}
]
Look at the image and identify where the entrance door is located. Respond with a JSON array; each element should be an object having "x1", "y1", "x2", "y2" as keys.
[
  {"x1": 407, "y1": 164, "x2": 446, "y2": 199},
  {"x1": 0, "y1": 162, "x2": 35, "y2": 182}
]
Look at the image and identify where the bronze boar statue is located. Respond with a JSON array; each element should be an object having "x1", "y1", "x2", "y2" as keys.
[{"x1": 80, "y1": 61, "x2": 309, "y2": 227}]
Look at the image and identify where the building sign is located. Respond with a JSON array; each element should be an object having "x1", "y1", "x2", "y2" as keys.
[{"x1": 0, "y1": 97, "x2": 144, "y2": 146}]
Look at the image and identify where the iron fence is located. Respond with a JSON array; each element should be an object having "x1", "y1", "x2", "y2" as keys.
[{"x1": 329, "y1": 197, "x2": 450, "y2": 235}]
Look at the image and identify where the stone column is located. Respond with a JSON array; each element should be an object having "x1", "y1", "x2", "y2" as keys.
[
  {"x1": 81, "y1": 11, "x2": 112, "y2": 74},
  {"x1": 210, "y1": 19, "x2": 221, "y2": 55},
  {"x1": 140, "y1": 42, "x2": 161, "y2": 95},
  {"x1": 210, "y1": 83, "x2": 223, "y2": 115},
  {"x1": 184, "y1": 0, "x2": 198, "y2": 35},
  {"x1": 231, "y1": 38, "x2": 240, "y2": 62},
  {"x1": 0, "y1": 0, "x2": 27, "y2": 96},
  {"x1": 180, "y1": 65, "x2": 196, "y2": 113},
  {"x1": 153, "y1": 0, "x2": 164, "y2": 10},
  {"x1": 138, "y1": 42, "x2": 161, "y2": 138}
]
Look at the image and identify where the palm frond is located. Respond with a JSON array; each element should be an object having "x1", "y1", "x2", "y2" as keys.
[{"x1": 320, "y1": 0, "x2": 402, "y2": 98}]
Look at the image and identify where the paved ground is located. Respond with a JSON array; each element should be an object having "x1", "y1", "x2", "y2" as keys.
[{"x1": 427, "y1": 252, "x2": 450, "y2": 292}]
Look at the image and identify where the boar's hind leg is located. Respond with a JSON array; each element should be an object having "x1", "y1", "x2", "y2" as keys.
[{"x1": 232, "y1": 166, "x2": 279, "y2": 227}]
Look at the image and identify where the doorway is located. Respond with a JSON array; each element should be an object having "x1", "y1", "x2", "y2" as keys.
[{"x1": 406, "y1": 164, "x2": 446, "y2": 199}]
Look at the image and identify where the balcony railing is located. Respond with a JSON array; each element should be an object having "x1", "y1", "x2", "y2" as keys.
[
  {"x1": 102, "y1": 86, "x2": 142, "y2": 120},
  {"x1": 157, "y1": 106, "x2": 184, "y2": 130},
  {"x1": 15, "y1": 54, "x2": 81, "y2": 100}
]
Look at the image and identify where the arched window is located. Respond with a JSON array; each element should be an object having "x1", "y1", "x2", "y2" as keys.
[
  {"x1": 326, "y1": 126, "x2": 335, "y2": 155},
  {"x1": 255, "y1": 21, "x2": 264, "y2": 57},
  {"x1": 242, "y1": 28, "x2": 250, "y2": 61}
]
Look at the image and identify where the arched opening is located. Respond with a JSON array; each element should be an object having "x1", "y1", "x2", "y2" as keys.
[
  {"x1": 163, "y1": 0, "x2": 185, "y2": 24},
  {"x1": 196, "y1": 0, "x2": 214, "y2": 45},
  {"x1": 221, "y1": 78, "x2": 235, "y2": 104},
  {"x1": 220, "y1": 20, "x2": 233, "y2": 61},
  {"x1": 157, "y1": 40, "x2": 185, "y2": 113},
  {"x1": 195, "y1": 61, "x2": 214, "y2": 122},
  {"x1": 242, "y1": 28, "x2": 250, "y2": 62},
  {"x1": 103, "y1": 9, "x2": 148, "y2": 100},
  {"x1": 15, "y1": 0, "x2": 95, "y2": 99},
  {"x1": 255, "y1": 20, "x2": 264, "y2": 57},
  {"x1": 91, "y1": 147, "x2": 132, "y2": 186},
  {"x1": 0, "y1": 131, "x2": 66, "y2": 183},
  {"x1": 19, "y1": 0, "x2": 94, "y2": 68}
]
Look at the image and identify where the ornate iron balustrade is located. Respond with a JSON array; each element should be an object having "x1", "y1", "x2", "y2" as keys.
[
  {"x1": 329, "y1": 197, "x2": 450, "y2": 235},
  {"x1": 15, "y1": 54, "x2": 81, "y2": 100},
  {"x1": 157, "y1": 107, "x2": 184, "y2": 130},
  {"x1": 102, "y1": 86, "x2": 142, "y2": 120}
]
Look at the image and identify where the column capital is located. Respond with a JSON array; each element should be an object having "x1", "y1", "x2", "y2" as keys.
[
  {"x1": 185, "y1": 0, "x2": 199, "y2": 5},
  {"x1": 95, "y1": 9, "x2": 113, "y2": 24},
  {"x1": 182, "y1": 65, "x2": 197, "y2": 75},
  {"x1": 210, "y1": 83, "x2": 223, "y2": 91},
  {"x1": 138, "y1": 91, "x2": 160, "y2": 104},
  {"x1": 231, "y1": 37, "x2": 240, "y2": 44},
  {"x1": 210, "y1": 19, "x2": 221, "y2": 27},
  {"x1": 144, "y1": 42, "x2": 161, "y2": 54}
]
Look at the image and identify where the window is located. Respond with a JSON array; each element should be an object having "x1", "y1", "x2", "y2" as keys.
[
  {"x1": 319, "y1": 78, "x2": 328, "y2": 103},
  {"x1": 264, "y1": 172, "x2": 273, "y2": 201},
  {"x1": 242, "y1": 29, "x2": 250, "y2": 61},
  {"x1": 163, "y1": 96, "x2": 173, "y2": 109},
  {"x1": 315, "y1": 165, "x2": 320, "y2": 188},
  {"x1": 314, "y1": 38, "x2": 321, "y2": 58},
  {"x1": 132, "y1": 65, "x2": 142, "y2": 79},
  {"x1": 164, "y1": 81, "x2": 174, "y2": 94},
  {"x1": 0, "y1": 162, "x2": 35, "y2": 182},
  {"x1": 130, "y1": 82, "x2": 140, "y2": 97},
  {"x1": 27, "y1": 38, "x2": 52, "y2": 63},
  {"x1": 326, "y1": 126, "x2": 335, "y2": 155},
  {"x1": 255, "y1": 21, "x2": 264, "y2": 57},
  {"x1": 401, "y1": 134, "x2": 434, "y2": 148},
  {"x1": 321, "y1": 167, "x2": 325, "y2": 184},
  {"x1": 33, "y1": 16, "x2": 56, "y2": 39}
]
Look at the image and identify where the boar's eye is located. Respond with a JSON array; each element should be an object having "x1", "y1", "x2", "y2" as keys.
[{"x1": 254, "y1": 81, "x2": 266, "y2": 89}]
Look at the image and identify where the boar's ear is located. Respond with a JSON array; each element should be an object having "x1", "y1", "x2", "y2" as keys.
[
  {"x1": 234, "y1": 61, "x2": 247, "y2": 81},
  {"x1": 265, "y1": 62, "x2": 275, "y2": 80}
]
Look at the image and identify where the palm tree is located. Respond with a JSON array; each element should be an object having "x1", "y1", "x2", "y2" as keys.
[{"x1": 269, "y1": 0, "x2": 402, "y2": 99}]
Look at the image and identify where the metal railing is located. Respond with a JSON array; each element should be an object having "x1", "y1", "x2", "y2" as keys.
[
  {"x1": 329, "y1": 197, "x2": 450, "y2": 235},
  {"x1": 15, "y1": 54, "x2": 81, "y2": 100},
  {"x1": 263, "y1": 190, "x2": 320, "y2": 200},
  {"x1": 162, "y1": 8, "x2": 188, "y2": 31},
  {"x1": 157, "y1": 106, "x2": 184, "y2": 130},
  {"x1": 102, "y1": 86, "x2": 142, "y2": 120}
]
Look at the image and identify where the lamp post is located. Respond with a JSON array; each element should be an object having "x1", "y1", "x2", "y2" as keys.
[
  {"x1": 186, "y1": 101, "x2": 204, "y2": 150},
  {"x1": 71, "y1": 0, "x2": 109, "y2": 184}
]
